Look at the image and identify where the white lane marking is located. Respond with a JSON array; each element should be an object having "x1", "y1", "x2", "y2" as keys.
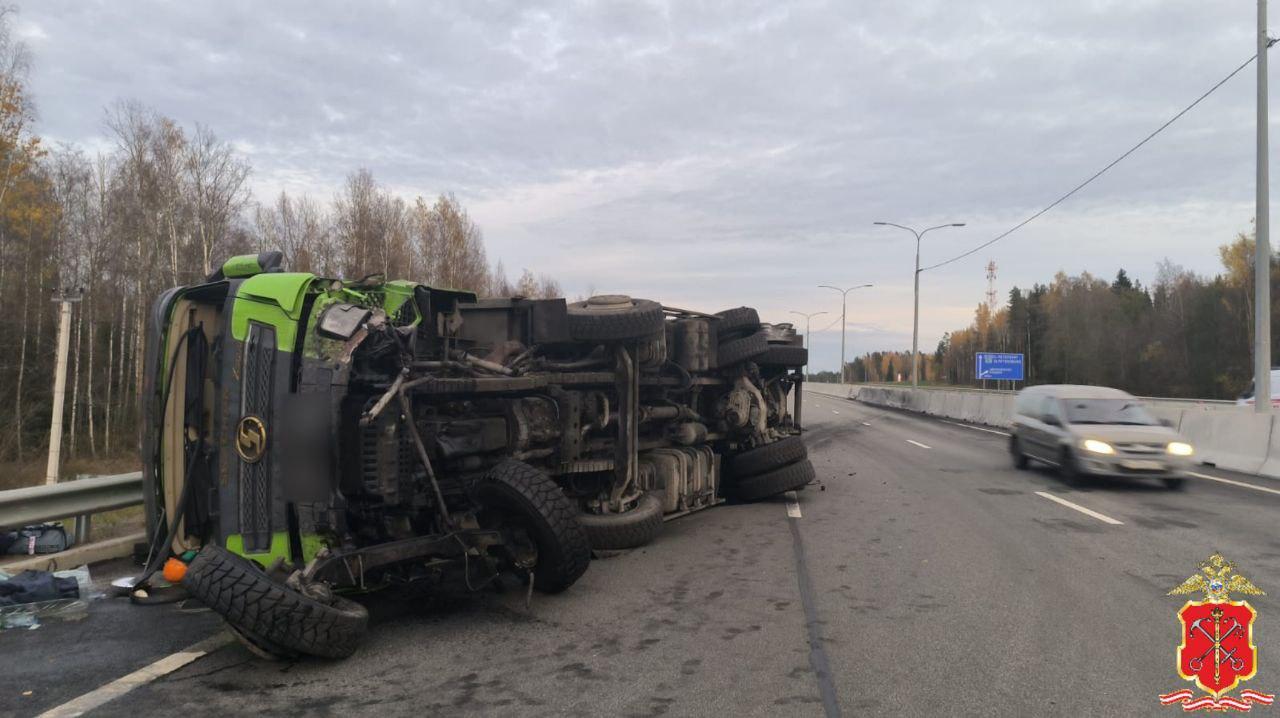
[
  {"x1": 1188, "y1": 471, "x2": 1280, "y2": 496},
  {"x1": 785, "y1": 490, "x2": 802, "y2": 518},
  {"x1": 831, "y1": 409, "x2": 840, "y2": 415},
  {"x1": 905, "y1": 439, "x2": 931, "y2": 449},
  {"x1": 860, "y1": 421, "x2": 871, "y2": 426},
  {"x1": 1034, "y1": 491, "x2": 1124, "y2": 525},
  {"x1": 38, "y1": 633, "x2": 233, "y2": 718},
  {"x1": 939, "y1": 419, "x2": 1011, "y2": 437}
]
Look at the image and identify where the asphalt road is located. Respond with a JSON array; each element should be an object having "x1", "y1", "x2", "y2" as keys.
[{"x1": 10, "y1": 393, "x2": 1280, "y2": 717}]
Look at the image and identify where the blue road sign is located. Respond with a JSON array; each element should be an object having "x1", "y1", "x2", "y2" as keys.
[{"x1": 975, "y1": 352, "x2": 1024, "y2": 381}]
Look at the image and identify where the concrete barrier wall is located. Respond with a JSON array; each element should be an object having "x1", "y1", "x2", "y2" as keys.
[{"x1": 847, "y1": 385, "x2": 1280, "y2": 480}]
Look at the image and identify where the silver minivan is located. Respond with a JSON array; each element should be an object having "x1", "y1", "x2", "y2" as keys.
[{"x1": 1009, "y1": 384, "x2": 1192, "y2": 489}]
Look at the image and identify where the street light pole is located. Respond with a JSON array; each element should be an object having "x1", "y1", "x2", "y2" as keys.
[
  {"x1": 789, "y1": 310, "x2": 828, "y2": 375},
  {"x1": 1256, "y1": 0, "x2": 1273, "y2": 415},
  {"x1": 818, "y1": 284, "x2": 873, "y2": 384},
  {"x1": 46, "y1": 287, "x2": 84, "y2": 485},
  {"x1": 873, "y1": 221, "x2": 966, "y2": 388}
]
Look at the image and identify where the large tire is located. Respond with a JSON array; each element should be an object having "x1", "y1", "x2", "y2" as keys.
[
  {"x1": 714, "y1": 306, "x2": 761, "y2": 339},
  {"x1": 472, "y1": 460, "x2": 591, "y2": 593},
  {"x1": 724, "y1": 436, "x2": 808, "y2": 479},
  {"x1": 717, "y1": 331, "x2": 769, "y2": 367},
  {"x1": 577, "y1": 492, "x2": 664, "y2": 550},
  {"x1": 756, "y1": 344, "x2": 808, "y2": 367},
  {"x1": 730, "y1": 459, "x2": 816, "y2": 502},
  {"x1": 182, "y1": 544, "x2": 369, "y2": 659},
  {"x1": 566, "y1": 295, "x2": 665, "y2": 342}
]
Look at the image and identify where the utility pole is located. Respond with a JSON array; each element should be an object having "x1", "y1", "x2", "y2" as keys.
[
  {"x1": 46, "y1": 288, "x2": 84, "y2": 485},
  {"x1": 789, "y1": 310, "x2": 828, "y2": 376},
  {"x1": 874, "y1": 221, "x2": 966, "y2": 388},
  {"x1": 1257, "y1": 0, "x2": 1273, "y2": 415},
  {"x1": 819, "y1": 284, "x2": 873, "y2": 384}
]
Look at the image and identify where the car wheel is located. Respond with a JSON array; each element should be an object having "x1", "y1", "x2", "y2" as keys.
[
  {"x1": 1163, "y1": 477, "x2": 1187, "y2": 490},
  {"x1": 1010, "y1": 436, "x2": 1029, "y2": 470},
  {"x1": 1058, "y1": 447, "x2": 1083, "y2": 484}
]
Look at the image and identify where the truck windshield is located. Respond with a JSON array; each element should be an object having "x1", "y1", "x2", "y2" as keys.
[{"x1": 1063, "y1": 399, "x2": 1158, "y2": 426}]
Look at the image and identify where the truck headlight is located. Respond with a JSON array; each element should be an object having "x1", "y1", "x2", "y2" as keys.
[
  {"x1": 1082, "y1": 439, "x2": 1115, "y2": 455},
  {"x1": 1167, "y1": 442, "x2": 1194, "y2": 457}
]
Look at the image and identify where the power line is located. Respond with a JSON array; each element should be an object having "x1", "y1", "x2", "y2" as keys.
[
  {"x1": 920, "y1": 46, "x2": 1274, "y2": 273},
  {"x1": 817, "y1": 313, "x2": 844, "y2": 332}
]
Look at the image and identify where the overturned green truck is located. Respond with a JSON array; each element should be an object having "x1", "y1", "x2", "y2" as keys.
[{"x1": 140, "y1": 252, "x2": 814, "y2": 658}]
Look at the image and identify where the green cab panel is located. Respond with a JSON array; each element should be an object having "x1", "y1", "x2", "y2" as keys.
[
  {"x1": 222, "y1": 254, "x2": 266, "y2": 278},
  {"x1": 232, "y1": 273, "x2": 317, "y2": 351},
  {"x1": 225, "y1": 532, "x2": 327, "y2": 565}
]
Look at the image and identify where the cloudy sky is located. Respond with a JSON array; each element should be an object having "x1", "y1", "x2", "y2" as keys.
[{"x1": 15, "y1": 1, "x2": 1276, "y2": 371}]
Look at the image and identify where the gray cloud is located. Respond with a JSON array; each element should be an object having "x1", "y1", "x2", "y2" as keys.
[{"x1": 18, "y1": 0, "x2": 1276, "y2": 369}]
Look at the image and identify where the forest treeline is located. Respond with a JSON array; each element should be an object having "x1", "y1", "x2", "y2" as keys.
[
  {"x1": 848, "y1": 232, "x2": 1272, "y2": 401},
  {"x1": 0, "y1": 10, "x2": 560, "y2": 463}
]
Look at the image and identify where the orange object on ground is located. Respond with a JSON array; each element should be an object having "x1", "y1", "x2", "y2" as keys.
[{"x1": 162, "y1": 557, "x2": 187, "y2": 583}]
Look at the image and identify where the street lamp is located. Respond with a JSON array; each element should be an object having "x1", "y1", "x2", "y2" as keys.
[
  {"x1": 789, "y1": 310, "x2": 828, "y2": 374},
  {"x1": 818, "y1": 284, "x2": 873, "y2": 384},
  {"x1": 873, "y1": 221, "x2": 965, "y2": 388}
]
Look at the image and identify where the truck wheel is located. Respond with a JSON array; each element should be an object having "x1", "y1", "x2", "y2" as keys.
[
  {"x1": 182, "y1": 544, "x2": 369, "y2": 659},
  {"x1": 724, "y1": 436, "x2": 808, "y2": 479},
  {"x1": 714, "y1": 306, "x2": 761, "y2": 339},
  {"x1": 730, "y1": 459, "x2": 816, "y2": 501},
  {"x1": 717, "y1": 331, "x2": 769, "y2": 367},
  {"x1": 577, "y1": 492, "x2": 664, "y2": 550},
  {"x1": 473, "y1": 460, "x2": 591, "y2": 593},
  {"x1": 566, "y1": 295, "x2": 665, "y2": 342},
  {"x1": 756, "y1": 344, "x2": 808, "y2": 367}
]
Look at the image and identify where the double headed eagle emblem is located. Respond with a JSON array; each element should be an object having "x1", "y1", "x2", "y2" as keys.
[{"x1": 1168, "y1": 552, "x2": 1266, "y2": 602}]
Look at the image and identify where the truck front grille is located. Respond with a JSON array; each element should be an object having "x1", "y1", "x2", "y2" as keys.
[{"x1": 239, "y1": 323, "x2": 276, "y2": 552}]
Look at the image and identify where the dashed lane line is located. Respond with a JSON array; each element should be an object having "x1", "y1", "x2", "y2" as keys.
[
  {"x1": 1034, "y1": 491, "x2": 1124, "y2": 525},
  {"x1": 1188, "y1": 471, "x2": 1280, "y2": 497},
  {"x1": 905, "y1": 439, "x2": 931, "y2": 450},
  {"x1": 860, "y1": 422, "x2": 871, "y2": 426}
]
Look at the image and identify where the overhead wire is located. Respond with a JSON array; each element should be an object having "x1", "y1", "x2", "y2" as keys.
[{"x1": 919, "y1": 45, "x2": 1275, "y2": 273}]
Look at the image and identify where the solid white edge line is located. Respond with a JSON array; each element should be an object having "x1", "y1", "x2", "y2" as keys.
[
  {"x1": 939, "y1": 419, "x2": 1011, "y2": 437},
  {"x1": 1187, "y1": 471, "x2": 1280, "y2": 496},
  {"x1": 1034, "y1": 491, "x2": 1124, "y2": 525},
  {"x1": 785, "y1": 490, "x2": 802, "y2": 518},
  {"x1": 38, "y1": 633, "x2": 233, "y2": 718},
  {"x1": 905, "y1": 439, "x2": 931, "y2": 449}
]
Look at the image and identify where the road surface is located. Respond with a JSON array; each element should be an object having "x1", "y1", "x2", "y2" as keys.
[{"x1": 10, "y1": 393, "x2": 1280, "y2": 716}]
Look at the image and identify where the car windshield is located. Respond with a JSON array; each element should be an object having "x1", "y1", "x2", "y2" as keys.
[{"x1": 1063, "y1": 398, "x2": 1159, "y2": 426}]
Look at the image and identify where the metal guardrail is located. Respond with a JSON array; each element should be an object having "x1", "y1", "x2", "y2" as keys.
[
  {"x1": 825, "y1": 382, "x2": 1238, "y2": 406},
  {"x1": 0, "y1": 471, "x2": 143, "y2": 544}
]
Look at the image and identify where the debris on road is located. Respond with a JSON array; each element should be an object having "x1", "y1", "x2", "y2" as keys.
[{"x1": 0, "y1": 565, "x2": 94, "y2": 630}]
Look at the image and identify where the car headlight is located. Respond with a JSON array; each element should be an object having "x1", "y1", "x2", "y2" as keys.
[
  {"x1": 1167, "y1": 442, "x2": 1194, "y2": 457},
  {"x1": 1082, "y1": 439, "x2": 1115, "y2": 455}
]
